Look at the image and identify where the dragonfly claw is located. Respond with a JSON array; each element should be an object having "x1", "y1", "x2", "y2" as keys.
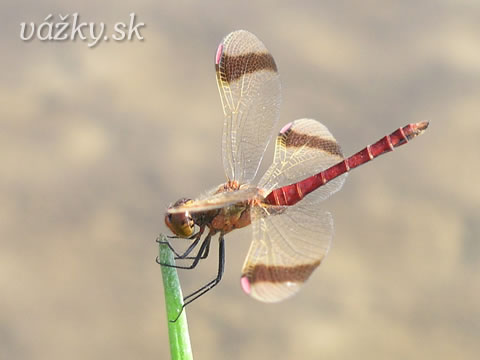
[{"x1": 169, "y1": 307, "x2": 185, "y2": 323}]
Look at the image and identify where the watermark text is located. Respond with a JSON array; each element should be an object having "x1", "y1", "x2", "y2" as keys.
[{"x1": 20, "y1": 13, "x2": 145, "y2": 48}]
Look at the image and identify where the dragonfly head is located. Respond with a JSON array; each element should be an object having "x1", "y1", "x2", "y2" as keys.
[{"x1": 165, "y1": 198, "x2": 195, "y2": 238}]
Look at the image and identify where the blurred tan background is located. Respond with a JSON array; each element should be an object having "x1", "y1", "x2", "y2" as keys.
[{"x1": 1, "y1": 0, "x2": 479, "y2": 359}]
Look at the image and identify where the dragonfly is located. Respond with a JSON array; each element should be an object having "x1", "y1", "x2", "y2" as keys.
[{"x1": 158, "y1": 30, "x2": 428, "y2": 319}]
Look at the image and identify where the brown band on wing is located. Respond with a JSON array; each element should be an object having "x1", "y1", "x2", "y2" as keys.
[
  {"x1": 283, "y1": 129, "x2": 343, "y2": 157},
  {"x1": 245, "y1": 260, "x2": 321, "y2": 284},
  {"x1": 217, "y1": 52, "x2": 277, "y2": 83}
]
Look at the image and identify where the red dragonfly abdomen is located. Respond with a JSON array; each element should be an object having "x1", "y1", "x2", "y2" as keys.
[{"x1": 265, "y1": 121, "x2": 429, "y2": 206}]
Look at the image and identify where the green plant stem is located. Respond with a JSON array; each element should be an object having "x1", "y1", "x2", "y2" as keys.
[{"x1": 158, "y1": 234, "x2": 193, "y2": 360}]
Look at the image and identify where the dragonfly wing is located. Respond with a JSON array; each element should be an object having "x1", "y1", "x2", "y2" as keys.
[
  {"x1": 167, "y1": 186, "x2": 260, "y2": 214},
  {"x1": 258, "y1": 118, "x2": 347, "y2": 204},
  {"x1": 241, "y1": 203, "x2": 333, "y2": 302},
  {"x1": 216, "y1": 30, "x2": 281, "y2": 184}
]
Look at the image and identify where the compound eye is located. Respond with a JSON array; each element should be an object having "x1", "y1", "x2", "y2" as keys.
[
  {"x1": 164, "y1": 199, "x2": 195, "y2": 237},
  {"x1": 165, "y1": 212, "x2": 194, "y2": 237}
]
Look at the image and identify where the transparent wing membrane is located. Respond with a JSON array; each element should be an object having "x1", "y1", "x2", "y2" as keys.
[
  {"x1": 240, "y1": 203, "x2": 334, "y2": 302},
  {"x1": 216, "y1": 30, "x2": 281, "y2": 183},
  {"x1": 259, "y1": 118, "x2": 347, "y2": 204}
]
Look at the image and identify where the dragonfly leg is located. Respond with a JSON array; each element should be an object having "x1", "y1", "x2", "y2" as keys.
[
  {"x1": 156, "y1": 227, "x2": 205, "y2": 259},
  {"x1": 174, "y1": 226, "x2": 208, "y2": 260},
  {"x1": 156, "y1": 234, "x2": 186, "y2": 258},
  {"x1": 170, "y1": 234, "x2": 225, "y2": 323},
  {"x1": 198, "y1": 236, "x2": 211, "y2": 259},
  {"x1": 171, "y1": 235, "x2": 211, "y2": 261},
  {"x1": 156, "y1": 238, "x2": 184, "y2": 258},
  {"x1": 174, "y1": 235, "x2": 203, "y2": 259},
  {"x1": 166, "y1": 231, "x2": 200, "y2": 240},
  {"x1": 157, "y1": 232, "x2": 212, "y2": 270}
]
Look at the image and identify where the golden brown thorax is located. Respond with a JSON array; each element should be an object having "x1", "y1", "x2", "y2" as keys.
[{"x1": 165, "y1": 181, "x2": 255, "y2": 237}]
